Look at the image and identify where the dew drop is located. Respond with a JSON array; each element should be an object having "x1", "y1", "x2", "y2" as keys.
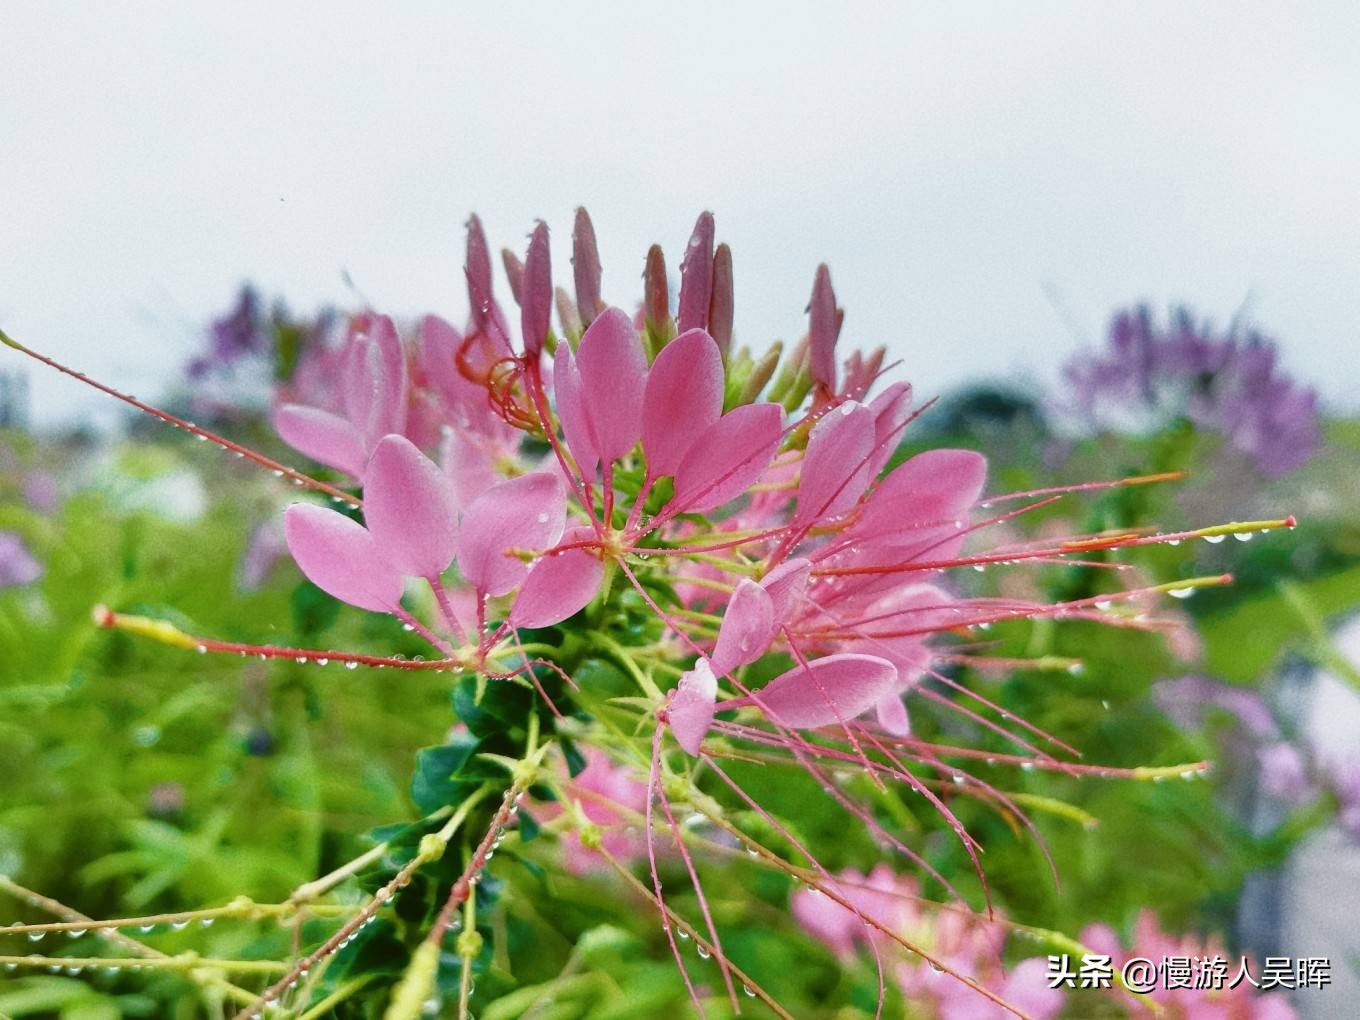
[
  {"x1": 295, "y1": 656, "x2": 307, "y2": 664},
  {"x1": 1203, "y1": 534, "x2": 1226, "y2": 544},
  {"x1": 316, "y1": 658, "x2": 329, "y2": 667},
  {"x1": 696, "y1": 945, "x2": 711, "y2": 960},
  {"x1": 345, "y1": 661, "x2": 359, "y2": 670},
  {"x1": 66, "y1": 928, "x2": 86, "y2": 938},
  {"x1": 743, "y1": 984, "x2": 756, "y2": 998},
  {"x1": 200, "y1": 918, "x2": 215, "y2": 927},
  {"x1": 138, "y1": 924, "x2": 155, "y2": 933},
  {"x1": 171, "y1": 920, "x2": 189, "y2": 931},
  {"x1": 1094, "y1": 600, "x2": 1113, "y2": 611},
  {"x1": 929, "y1": 961, "x2": 944, "y2": 973},
  {"x1": 972, "y1": 563, "x2": 986, "y2": 573},
  {"x1": 402, "y1": 623, "x2": 415, "y2": 632},
  {"x1": 27, "y1": 931, "x2": 45, "y2": 942},
  {"x1": 677, "y1": 929, "x2": 689, "y2": 940},
  {"x1": 1101, "y1": 700, "x2": 1111, "y2": 710},
  {"x1": 1167, "y1": 538, "x2": 1182, "y2": 546},
  {"x1": 271, "y1": 469, "x2": 285, "y2": 478},
  {"x1": 1168, "y1": 587, "x2": 1194, "y2": 599},
  {"x1": 1020, "y1": 761, "x2": 1036, "y2": 772},
  {"x1": 1233, "y1": 531, "x2": 1253, "y2": 542}
]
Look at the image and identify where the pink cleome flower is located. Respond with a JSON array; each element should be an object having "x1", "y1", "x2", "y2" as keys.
[{"x1": 3, "y1": 208, "x2": 1297, "y2": 1019}]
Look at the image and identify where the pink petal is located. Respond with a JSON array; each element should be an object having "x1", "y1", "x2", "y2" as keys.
[
  {"x1": 520, "y1": 221, "x2": 552, "y2": 358},
  {"x1": 668, "y1": 658, "x2": 717, "y2": 756},
  {"x1": 671, "y1": 402, "x2": 783, "y2": 513},
  {"x1": 676, "y1": 211, "x2": 715, "y2": 333},
  {"x1": 439, "y1": 429, "x2": 502, "y2": 511},
  {"x1": 867, "y1": 381, "x2": 912, "y2": 477},
  {"x1": 794, "y1": 401, "x2": 874, "y2": 527},
  {"x1": 456, "y1": 472, "x2": 566, "y2": 597},
  {"x1": 283, "y1": 503, "x2": 404, "y2": 612},
  {"x1": 363, "y1": 435, "x2": 458, "y2": 579},
  {"x1": 509, "y1": 529, "x2": 604, "y2": 629},
  {"x1": 808, "y1": 264, "x2": 840, "y2": 391},
  {"x1": 641, "y1": 328, "x2": 724, "y2": 479},
  {"x1": 340, "y1": 333, "x2": 383, "y2": 441},
  {"x1": 710, "y1": 579, "x2": 776, "y2": 676},
  {"x1": 734, "y1": 653, "x2": 897, "y2": 730},
  {"x1": 371, "y1": 315, "x2": 409, "y2": 439},
  {"x1": 576, "y1": 307, "x2": 647, "y2": 463},
  {"x1": 417, "y1": 314, "x2": 464, "y2": 406},
  {"x1": 851, "y1": 448, "x2": 988, "y2": 541},
  {"x1": 760, "y1": 557, "x2": 811, "y2": 623},
  {"x1": 553, "y1": 342, "x2": 599, "y2": 477},
  {"x1": 340, "y1": 317, "x2": 407, "y2": 448},
  {"x1": 274, "y1": 404, "x2": 368, "y2": 478},
  {"x1": 876, "y1": 691, "x2": 911, "y2": 736},
  {"x1": 572, "y1": 207, "x2": 603, "y2": 326}
]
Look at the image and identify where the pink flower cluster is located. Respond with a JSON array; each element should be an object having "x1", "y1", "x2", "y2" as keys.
[{"x1": 793, "y1": 865, "x2": 1063, "y2": 1020}]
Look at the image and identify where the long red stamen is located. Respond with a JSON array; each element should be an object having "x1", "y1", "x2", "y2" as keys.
[{"x1": 1, "y1": 330, "x2": 361, "y2": 508}]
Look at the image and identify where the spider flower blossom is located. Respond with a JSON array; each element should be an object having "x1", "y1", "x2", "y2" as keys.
[
  {"x1": 1080, "y1": 912, "x2": 1297, "y2": 1019},
  {"x1": 793, "y1": 865, "x2": 1063, "y2": 1020},
  {"x1": 2, "y1": 208, "x2": 1297, "y2": 1019}
]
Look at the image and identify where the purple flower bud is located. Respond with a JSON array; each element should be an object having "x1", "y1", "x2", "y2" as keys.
[
  {"x1": 572, "y1": 207, "x2": 603, "y2": 327},
  {"x1": 708, "y1": 242, "x2": 734, "y2": 358},
  {"x1": 465, "y1": 214, "x2": 495, "y2": 328},
  {"x1": 519, "y1": 221, "x2": 553, "y2": 359},
  {"x1": 677, "y1": 211, "x2": 715, "y2": 333},
  {"x1": 501, "y1": 248, "x2": 525, "y2": 306},
  {"x1": 808, "y1": 264, "x2": 840, "y2": 392},
  {"x1": 555, "y1": 286, "x2": 582, "y2": 339},
  {"x1": 644, "y1": 244, "x2": 669, "y2": 332}
]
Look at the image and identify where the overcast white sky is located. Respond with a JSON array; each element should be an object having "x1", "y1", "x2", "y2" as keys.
[{"x1": 2, "y1": 3, "x2": 1358, "y2": 429}]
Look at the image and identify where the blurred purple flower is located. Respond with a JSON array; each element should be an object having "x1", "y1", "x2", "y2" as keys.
[
  {"x1": 239, "y1": 518, "x2": 288, "y2": 592},
  {"x1": 1064, "y1": 306, "x2": 1320, "y2": 477},
  {"x1": 187, "y1": 285, "x2": 269, "y2": 379},
  {"x1": 1328, "y1": 761, "x2": 1360, "y2": 841},
  {"x1": 0, "y1": 530, "x2": 42, "y2": 588},
  {"x1": 22, "y1": 471, "x2": 59, "y2": 514},
  {"x1": 1258, "y1": 741, "x2": 1313, "y2": 801},
  {"x1": 1156, "y1": 674, "x2": 1278, "y2": 738}
]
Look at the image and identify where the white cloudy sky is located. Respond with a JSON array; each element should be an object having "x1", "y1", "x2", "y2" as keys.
[{"x1": 2, "y1": 2, "x2": 1358, "y2": 429}]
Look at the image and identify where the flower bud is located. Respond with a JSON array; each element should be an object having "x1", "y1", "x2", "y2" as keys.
[
  {"x1": 644, "y1": 243, "x2": 670, "y2": 332},
  {"x1": 677, "y1": 211, "x2": 715, "y2": 333},
  {"x1": 572, "y1": 206, "x2": 603, "y2": 326},
  {"x1": 519, "y1": 221, "x2": 553, "y2": 359},
  {"x1": 808, "y1": 263, "x2": 840, "y2": 392},
  {"x1": 708, "y1": 242, "x2": 734, "y2": 359}
]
